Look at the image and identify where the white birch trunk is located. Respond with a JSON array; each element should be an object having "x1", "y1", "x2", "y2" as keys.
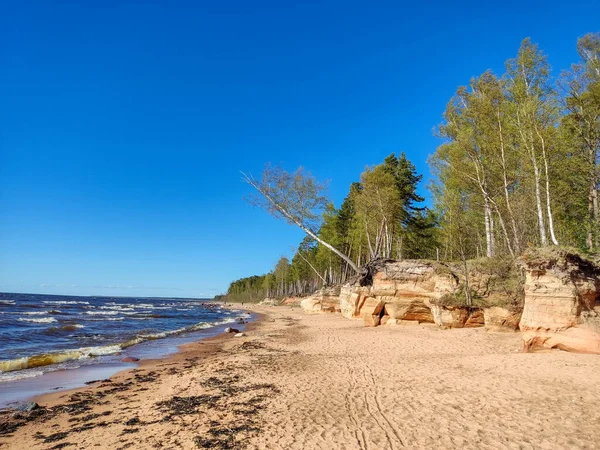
[{"x1": 535, "y1": 125, "x2": 559, "y2": 245}]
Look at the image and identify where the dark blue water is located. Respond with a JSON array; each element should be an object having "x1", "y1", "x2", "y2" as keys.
[{"x1": 0, "y1": 292, "x2": 245, "y2": 382}]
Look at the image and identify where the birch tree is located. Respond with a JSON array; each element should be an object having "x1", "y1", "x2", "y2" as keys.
[
  {"x1": 561, "y1": 32, "x2": 600, "y2": 249},
  {"x1": 242, "y1": 165, "x2": 361, "y2": 274},
  {"x1": 506, "y1": 38, "x2": 559, "y2": 246}
]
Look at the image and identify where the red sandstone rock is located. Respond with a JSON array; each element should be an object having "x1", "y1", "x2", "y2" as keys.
[
  {"x1": 484, "y1": 307, "x2": 521, "y2": 331},
  {"x1": 465, "y1": 310, "x2": 484, "y2": 328},
  {"x1": 300, "y1": 286, "x2": 342, "y2": 314},
  {"x1": 519, "y1": 251, "x2": 600, "y2": 354},
  {"x1": 363, "y1": 314, "x2": 381, "y2": 327}
]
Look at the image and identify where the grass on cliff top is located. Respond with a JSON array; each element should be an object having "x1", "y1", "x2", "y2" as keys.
[
  {"x1": 519, "y1": 247, "x2": 600, "y2": 282},
  {"x1": 520, "y1": 246, "x2": 600, "y2": 270},
  {"x1": 434, "y1": 290, "x2": 522, "y2": 310},
  {"x1": 432, "y1": 256, "x2": 524, "y2": 310}
]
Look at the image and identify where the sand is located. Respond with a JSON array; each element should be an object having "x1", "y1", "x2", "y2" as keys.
[{"x1": 1, "y1": 306, "x2": 600, "y2": 449}]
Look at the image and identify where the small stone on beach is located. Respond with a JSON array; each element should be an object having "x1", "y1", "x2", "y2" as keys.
[
  {"x1": 121, "y1": 357, "x2": 140, "y2": 362},
  {"x1": 234, "y1": 333, "x2": 245, "y2": 337},
  {"x1": 15, "y1": 402, "x2": 39, "y2": 412}
]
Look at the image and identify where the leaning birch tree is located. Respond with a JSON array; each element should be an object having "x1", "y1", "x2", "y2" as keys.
[{"x1": 242, "y1": 164, "x2": 361, "y2": 274}]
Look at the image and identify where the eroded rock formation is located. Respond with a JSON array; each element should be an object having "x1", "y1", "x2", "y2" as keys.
[
  {"x1": 298, "y1": 251, "x2": 600, "y2": 354},
  {"x1": 340, "y1": 260, "x2": 459, "y2": 325},
  {"x1": 483, "y1": 307, "x2": 521, "y2": 331},
  {"x1": 300, "y1": 286, "x2": 341, "y2": 314},
  {"x1": 519, "y1": 250, "x2": 600, "y2": 354}
]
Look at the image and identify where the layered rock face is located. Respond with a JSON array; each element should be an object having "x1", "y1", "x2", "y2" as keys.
[
  {"x1": 300, "y1": 286, "x2": 341, "y2": 314},
  {"x1": 519, "y1": 252, "x2": 600, "y2": 354},
  {"x1": 483, "y1": 307, "x2": 521, "y2": 331},
  {"x1": 339, "y1": 261, "x2": 460, "y2": 326},
  {"x1": 430, "y1": 305, "x2": 485, "y2": 328},
  {"x1": 298, "y1": 251, "x2": 600, "y2": 354}
]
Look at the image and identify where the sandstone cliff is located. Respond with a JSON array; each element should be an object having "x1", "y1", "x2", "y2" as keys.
[
  {"x1": 299, "y1": 286, "x2": 341, "y2": 313},
  {"x1": 298, "y1": 251, "x2": 600, "y2": 354},
  {"x1": 337, "y1": 259, "x2": 521, "y2": 329},
  {"x1": 338, "y1": 260, "x2": 455, "y2": 325},
  {"x1": 519, "y1": 249, "x2": 600, "y2": 353}
]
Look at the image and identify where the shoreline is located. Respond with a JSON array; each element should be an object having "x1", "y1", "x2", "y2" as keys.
[
  {"x1": 2, "y1": 305, "x2": 600, "y2": 449},
  {"x1": 29, "y1": 306, "x2": 261, "y2": 409},
  {"x1": 0, "y1": 306, "x2": 254, "y2": 410}
]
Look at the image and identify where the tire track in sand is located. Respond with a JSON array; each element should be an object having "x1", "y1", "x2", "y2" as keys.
[
  {"x1": 358, "y1": 366, "x2": 398, "y2": 450},
  {"x1": 367, "y1": 365, "x2": 406, "y2": 447},
  {"x1": 333, "y1": 330, "x2": 368, "y2": 450}
]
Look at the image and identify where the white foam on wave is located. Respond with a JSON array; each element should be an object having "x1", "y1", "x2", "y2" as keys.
[
  {"x1": 43, "y1": 300, "x2": 89, "y2": 305},
  {"x1": 83, "y1": 345, "x2": 123, "y2": 357},
  {"x1": 0, "y1": 368, "x2": 44, "y2": 382},
  {"x1": 120, "y1": 316, "x2": 238, "y2": 349},
  {"x1": 99, "y1": 305, "x2": 135, "y2": 311},
  {"x1": 85, "y1": 316, "x2": 125, "y2": 321},
  {"x1": 85, "y1": 311, "x2": 119, "y2": 316},
  {"x1": 0, "y1": 344, "x2": 125, "y2": 373},
  {"x1": 0, "y1": 300, "x2": 16, "y2": 305},
  {"x1": 18, "y1": 317, "x2": 57, "y2": 324},
  {"x1": 22, "y1": 311, "x2": 50, "y2": 316}
]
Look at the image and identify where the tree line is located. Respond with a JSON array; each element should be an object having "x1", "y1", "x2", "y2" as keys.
[
  {"x1": 225, "y1": 154, "x2": 436, "y2": 301},
  {"x1": 221, "y1": 32, "x2": 599, "y2": 302},
  {"x1": 431, "y1": 33, "x2": 599, "y2": 260}
]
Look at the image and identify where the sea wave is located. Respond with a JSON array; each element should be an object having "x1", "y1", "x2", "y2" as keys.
[
  {"x1": 0, "y1": 300, "x2": 16, "y2": 306},
  {"x1": 18, "y1": 317, "x2": 57, "y2": 324},
  {"x1": 43, "y1": 324, "x2": 85, "y2": 335},
  {"x1": 84, "y1": 317, "x2": 125, "y2": 322},
  {"x1": 84, "y1": 311, "x2": 120, "y2": 316},
  {"x1": 0, "y1": 344, "x2": 123, "y2": 373},
  {"x1": 0, "y1": 316, "x2": 239, "y2": 373},
  {"x1": 98, "y1": 305, "x2": 134, "y2": 311},
  {"x1": 43, "y1": 300, "x2": 89, "y2": 305},
  {"x1": 0, "y1": 369, "x2": 44, "y2": 382}
]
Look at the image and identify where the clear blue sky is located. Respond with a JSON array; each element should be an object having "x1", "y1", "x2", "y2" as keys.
[{"x1": 1, "y1": 1, "x2": 598, "y2": 298}]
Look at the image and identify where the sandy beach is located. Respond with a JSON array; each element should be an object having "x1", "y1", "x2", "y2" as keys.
[{"x1": 1, "y1": 306, "x2": 600, "y2": 449}]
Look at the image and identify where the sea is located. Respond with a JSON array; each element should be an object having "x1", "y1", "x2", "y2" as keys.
[{"x1": 0, "y1": 292, "x2": 249, "y2": 407}]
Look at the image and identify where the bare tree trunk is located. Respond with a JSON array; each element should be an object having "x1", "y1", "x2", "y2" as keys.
[
  {"x1": 465, "y1": 153, "x2": 495, "y2": 257},
  {"x1": 484, "y1": 199, "x2": 494, "y2": 257},
  {"x1": 589, "y1": 146, "x2": 599, "y2": 249},
  {"x1": 365, "y1": 219, "x2": 375, "y2": 260},
  {"x1": 530, "y1": 146, "x2": 548, "y2": 246},
  {"x1": 398, "y1": 235, "x2": 403, "y2": 260},
  {"x1": 243, "y1": 173, "x2": 361, "y2": 273},
  {"x1": 297, "y1": 250, "x2": 327, "y2": 284},
  {"x1": 493, "y1": 205, "x2": 515, "y2": 257},
  {"x1": 535, "y1": 125, "x2": 559, "y2": 245},
  {"x1": 497, "y1": 108, "x2": 521, "y2": 253},
  {"x1": 458, "y1": 234, "x2": 472, "y2": 308},
  {"x1": 373, "y1": 220, "x2": 386, "y2": 259},
  {"x1": 516, "y1": 112, "x2": 547, "y2": 246}
]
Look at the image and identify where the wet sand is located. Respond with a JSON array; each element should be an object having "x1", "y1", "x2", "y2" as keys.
[
  {"x1": 0, "y1": 316, "x2": 254, "y2": 410},
  {"x1": 1, "y1": 306, "x2": 600, "y2": 449}
]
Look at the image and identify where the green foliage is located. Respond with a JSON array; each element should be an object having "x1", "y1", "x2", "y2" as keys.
[
  {"x1": 223, "y1": 33, "x2": 600, "y2": 302},
  {"x1": 431, "y1": 33, "x2": 600, "y2": 259},
  {"x1": 224, "y1": 153, "x2": 435, "y2": 301},
  {"x1": 433, "y1": 256, "x2": 524, "y2": 310}
]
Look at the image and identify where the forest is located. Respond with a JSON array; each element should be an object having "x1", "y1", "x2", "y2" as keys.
[{"x1": 220, "y1": 33, "x2": 600, "y2": 303}]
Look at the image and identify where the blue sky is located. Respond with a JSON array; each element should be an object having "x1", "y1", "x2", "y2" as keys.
[{"x1": 1, "y1": 1, "x2": 599, "y2": 298}]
